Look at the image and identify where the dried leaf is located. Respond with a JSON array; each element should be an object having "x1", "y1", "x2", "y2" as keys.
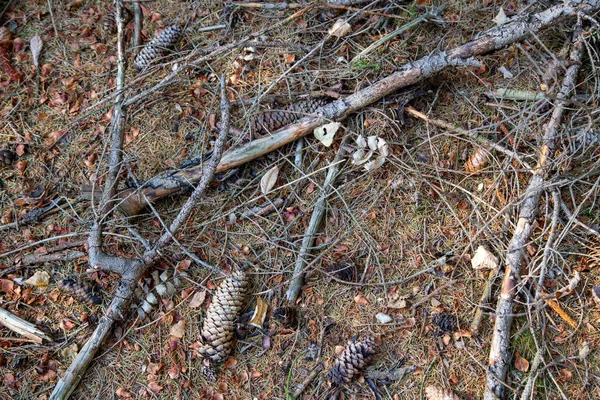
[
  {"x1": 425, "y1": 385, "x2": 461, "y2": 400},
  {"x1": 24, "y1": 271, "x2": 50, "y2": 287},
  {"x1": 328, "y1": 19, "x2": 351, "y2": 38},
  {"x1": 356, "y1": 135, "x2": 367, "y2": 148},
  {"x1": 375, "y1": 312, "x2": 392, "y2": 324},
  {"x1": 170, "y1": 320, "x2": 186, "y2": 338},
  {"x1": 352, "y1": 148, "x2": 373, "y2": 165},
  {"x1": 363, "y1": 154, "x2": 386, "y2": 171},
  {"x1": 493, "y1": 7, "x2": 508, "y2": 26},
  {"x1": 514, "y1": 352, "x2": 529, "y2": 372},
  {"x1": 30, "y1": 35, "x2": 43, "y2": 67},
  {"x1": 471, "y1": 246, "x2": 499, "y2": 270},
  {"x1": 116, "y1": 388, "x2": 133, "y2": 398},
  {"x1": 314, "y1": 122, "x2": 340, "y2": 147},
  {"x1": 248, "y1": 297, "x2": 268, "y2": 329},
  {"x1": 260, "y1": 165, "x2": 279, "y2": 194},
  {"x1": 188, "y1": 290, "x2": 206, "y2": 308},
  {"x1": 354, "y1": 294, "x2": 369, "y2": 305}
]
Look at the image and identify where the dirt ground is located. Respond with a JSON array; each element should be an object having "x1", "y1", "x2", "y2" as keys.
[{"x1": 1, "y1": 0, "x2": 600, "y2": 399}]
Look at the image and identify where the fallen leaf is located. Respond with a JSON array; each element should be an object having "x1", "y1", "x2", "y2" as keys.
[
  {"x1": 354, "y1": 294, "x2": 370, "y2": 306},
  {"x1": 260, "y1": 165, "x2": 279, "y2": 194},
  {"x1": 314, "y1": 122, "x2": 340, "y2": 147},
  {"x1": 514, "y1": 352, "x2": 529, "y2": 372},
  {"x1": 170, "y1": 320, "x2": 186, "y2": 339},
  {"x1": 30, "y1": 35, "x2": 43, "y2": 67},
  {"x1": 24, "y1": 271, "x2": 50, "y2": 287},
  {"x1": 471, "y1": 246, "x2": 499, "y2": 270},
  {"x1": 116, "y1": 388, "x2": 133, "y2": 398},
  {"x1": 189, "y1": 290, "x2": 206, "y2": 308},
  {"x1": 328, "y1": 19, "x2": 351, "y2": 37},
  {"x1": 493, "y1": 7, "x2": 508, "y2": 26}
]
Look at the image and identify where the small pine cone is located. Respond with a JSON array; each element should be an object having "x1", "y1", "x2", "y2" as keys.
[
  {"x1": 133, "y1": 25, "x2": 183, "y2": 71},
  {"x1": 327, "y1": 337, "x2": 377, "y2": 385},
  {"x1": 433, "y1": 312, "x2": 459, "y2": 333},
  {"x1": 251, "y1": 98, "x2": 329, "y2": 135},
  {"x1": 0, "y1": 27, "x2": 12, "y2": 43},
  {"x1": 103, "y1": 8, "x2": 133, "y2": 34},
  {"x1": 0, "y1": 149, "x2": 17, "y2": 166},
  {"x1": 327, "y1": 259, "x2": 357, "y2": 282},
  {"x1": 59, "y1": 278, "x2": 103, "y2": 305},
  {"x1": 199, "y1": 270, "x2": 248, "y2": 362}
]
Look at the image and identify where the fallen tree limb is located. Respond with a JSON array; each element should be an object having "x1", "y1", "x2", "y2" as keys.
[
  {"x1": 286, "y1": 136, "x2": 349, "y2": 303},
  {"x1": 0, "y1": 307, "x2": 52, "y2": 343},
  {"x1": 115, "y1": 0, "x2": 599, "y2": 216},
  {"x1": 484, "y1": 21, "x2": 585, "y2": 400}
]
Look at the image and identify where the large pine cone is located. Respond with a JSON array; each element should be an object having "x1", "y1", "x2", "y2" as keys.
[
  {"x1": 250, "y1": 98, "x2": 329, "y2": 134},
  {"x1": 199, "y1": 270, "x2": 248, "y2": 362},
  {"x1": 59, "y1": 278, "x2": 103, "y2": 306},
  {"x1": 103, "y1": 8, "x2": 133, "y2": 35},
  {"x1": 0, "y1": 149, "x2": 17, "y2": 166},
  {"x1": 327, "y1": 336, "x2": 377, "y2": 385},
  {"x1": 133, "y1": 25, "x2": 183, "y2": 71}
]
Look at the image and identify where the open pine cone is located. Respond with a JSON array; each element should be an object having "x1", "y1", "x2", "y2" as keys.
[
  {"x1": 327, "y1": 336, "x2": 377, "y2": 385},
  {"x1": 250, "y1": 98, "x2": 328, "y2": 135},
  {"x1": 199, "y1": 269, "x2": 248, "y2": 362},
  {"x1": 103, "y1": 8, "x2": 133, "y2": 35},
  {"x1": 133, "y1": 25, "x2": 183, "y2": 71}
]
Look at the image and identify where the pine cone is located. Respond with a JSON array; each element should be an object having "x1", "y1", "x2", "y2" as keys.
[
  {"x1": 0, "y1": 27, "x2": 12, "y2": 43},
  {"x1": 199, "y1": 270, "x2": 248, "y2": 362},
  {"x1": 103, "y1": 8, "x2": 133, "y2": 35},
  {"x1": 133, "y1": 25, "x2": 183, "y2": 71},
  {"x1": 251, "y1": 98, "x2": 329, "y2": 134},
  {"x1": 0, "y1": 149, "x2": 16, "y2": 166},
  {"x1": 585, "y1": 239, "x2": 600, "y2": 270},
  {"x1": 59, "y1": 278, "x2": 103, "y2": 305},
  {"x1": 327, "y1": 259, "x2": 357, "y2": 282},
  {"x1": 327, "y1": 337, "x2": 377, "y2": 385},
  {"x1": 433, "y1": 312, "x2": 459, "y2": 333}
]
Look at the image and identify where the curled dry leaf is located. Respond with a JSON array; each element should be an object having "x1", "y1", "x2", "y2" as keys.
[
  {"x1": 471, "y1": 246, "x2": 499, "y2": 270},
  {"x1": 314, "y1": 122, "x2": 340, "y2": 147},
  {"x1": 24, "y1": 271, "x2": 50, "y2": 287},
  {"x1": 554, "y1": 271, "x2": 580, "y2": 299},
  {"x1": 493, "y1": 7, "x2": 508, "y2": 26},
  {"x1": 248, "y1": 297, "x2": 268, "y2": 329},
  {"x1": 328, "y1": 19, "x2": 351, "y2": 38},
  {"x1": 30, "y1": 35, "x2": 43, "y2": 67},
  {"x1": 260, "y1": 165, "x2": 279, "y2": 195},
  {"x1": 425, "y1": 385, "x2": 461, "y2": 400},
  {"x1": 352, "y1": 135, "x2": 389, "y2": 171},
  {"x1": 514, "y1": 352, "x2": 529, "y2": 372},
  {"x1": 188, "y1": 290, "x2": 206, "y2": 308}
]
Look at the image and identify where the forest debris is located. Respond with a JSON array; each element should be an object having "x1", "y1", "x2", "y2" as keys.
[
  {"x1": 29, "y1": 35, "x2": 43, "y2": 67},
  {"x1": 465, "y1": 146, "x2": 491, "y2": 173},
  {"x1": 0, "y1": 149, "x2": 17, "y2": 166},
  {"x1": 328, "y1": 19, "x2": 351, "y2": 37},
  {"x1": 24, "y1": 271, "x2": 50, "y2": 287},
  {"x1": 471, "y1": 246, "x2": 499, "y2": 270},
  {"x1": 593, "y1": 286, "x2": 600, "y2": 307},
  {"x1": 493, "y1": 7, "x2": 509, "y2": 26},
  {"x1": 425, "y1": 385, "x2": 461, "y2": 400},
  {"x1": 314, "y1": 121, "x2": 340, "y2": 147},
  {"x1": 133, "y1": 25, "x2": 183, "y2": 71},
  {"x1": 545, "y1": 298, "x2": 577, "y2": 329},
  {"x1": 0, "y1": 307, "x2": 52, "y2": 343},
  {"x1": 199, "y1": 270, "x2": 248, "y2": 362},
  {"x1": 352, "y1": 135, "x2": 389, "y2": 171},
  {"x1": 248, "y1": 297, "x2": 268, "y2": 329},
  {"x1": 59, "y1": 278, "x2": 103, "y2": 306},
  {"x1": 327, "y1": 336, "x2": 377, "y2": 385},
  {"x1": 241, "y1": 197, "x2": 284, "y2": 219},
  {"x1": 260, "y1": 165, "x2": 279, "y2": 195},
  {"x1": 375, "y1": 312, "x2": 392, "y2": 324}
]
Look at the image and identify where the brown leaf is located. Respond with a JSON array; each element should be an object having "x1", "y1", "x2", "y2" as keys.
[
  {"x1": 146, "y1": 362, "x2": 163, "y2": 375},
  {"x1": 169, "y1": 320, "x2": 186, "y2": 339},
  {"x1": 148, "y1": 381, "x2": 163, "y2": 394},
  {"x1": 354, "y1": 294, "x2": 370, "y2": 306},
  {"x1": 15, "y1": 144, "x2": 25, "y2": 156},
  {"x1": 514, "y1": 352, "x2": 529, "y2": 372},
  {"x1": 115, "y1": 388, "x2": 133, "y2": 398},
  {"x1": 15, "y1": 160, "x2": 27, "y2": 175},
  {"x1": 188, "y1": 290, "x2": 206, "y2": 308}
]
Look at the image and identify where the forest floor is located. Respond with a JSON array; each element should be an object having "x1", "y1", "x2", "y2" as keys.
[{"x1": 1, "y1": 1, "x2": 600, "y2": 399}]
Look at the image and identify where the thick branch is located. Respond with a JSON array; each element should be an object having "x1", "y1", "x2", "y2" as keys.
[
  {"x1": 116, "y1": 0, "x2": 598, "y2": 216},
  {"x1": 484, "y1": 23, "x2": 585, "y2": 400}
]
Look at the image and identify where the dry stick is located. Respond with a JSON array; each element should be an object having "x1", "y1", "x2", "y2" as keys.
[
  {"x1": 50, "y1": 73, "x2": 232, "y2": 400},
  {"x1": 132, "y1": 0, "x2": 142, "y2": 55},
  {"x1": 470, "y1": 267, "x2": 500, "y2": 336},
  {"x1": 484, "y1": 25, "x2": 584, "y2": 400},
  {"x1": 21, "y1": 251, "x2": 86, "y2": 265},
  {"x1": 292, "y1": 362, "x2": 324, "y2": 399},
  {"x1": 114, "y1": 0, "x2": 598, "y2": 216},
  {"x1": 0, "y1": 307, "x2": 52, "y2": 343},
  {"x1": 286, "y1": 137, "x2": 349, "y2": 303}
]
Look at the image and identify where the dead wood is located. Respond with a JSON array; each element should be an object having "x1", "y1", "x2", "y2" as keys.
[
  {"x1": 286, "y1": 136, "x2": 349, "y2": 303},
  {"x1": 0, "y1": 307, "x2": 52, "y2": 343},
  {"x1": 483, "y1": 22, "x2": 585, "y2": 400},
  {"x1": 21, "y1": 251, "x2": 86, "y2": 266},
  {"x1": 115, "y1": 0, "x2": 595, "y2": 216}
]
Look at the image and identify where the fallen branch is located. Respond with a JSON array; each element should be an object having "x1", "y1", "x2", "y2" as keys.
[
  {"x1": 115, "y1": 0, "x2": 597, "y2": 216},
  {"x1": 132, "y1": 0, "x2": 142, "y2": 54},
  {"x1": 484, "y1": 22, "x2": 585, "y2": 400},
  {"x1": 286, "y1": 137, "x2": 349, "y2": 303},
  {"x1": 21, "y1": 251, "x2": 86, "y2": 265},
  {"x1": 0, "y1": 307, "x2": 52, "y2": 343},
  {"x1": 292, "y1": 362, "x2": 324, "y2": 399}
]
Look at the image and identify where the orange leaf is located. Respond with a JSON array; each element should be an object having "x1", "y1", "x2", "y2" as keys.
[
  {"x1": 514, "y1": 352, "x2": 529, "y2": 372},
  {"x1": 354, "y1": 294, "x2": 370, "y2": 306}
]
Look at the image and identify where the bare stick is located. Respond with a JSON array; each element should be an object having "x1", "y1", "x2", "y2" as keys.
[
  {"x1": 470, "y1": 267, "x2": 500, "y2": 336},
  {"x1": 484, "y1": 23, "x2": 584, "y2": 400},
  {"x1": 115, "y1": 0, "x2": 596, "y2": 216},
  {"x1": 286, "y1": 137, "x2": 349, "y2": 303},
  {"x1": 21, "y1": 251, "x2": 86, "y2": 265},
  {"x1": 292, "y1": 362, "x2": 324, "y2": 398},
  {"x1": 0, "y1": 307, "x2": 52, "y2": 343},
  {"x1": 132, "y1": 0, "x2": 142, "y2": 54}
]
